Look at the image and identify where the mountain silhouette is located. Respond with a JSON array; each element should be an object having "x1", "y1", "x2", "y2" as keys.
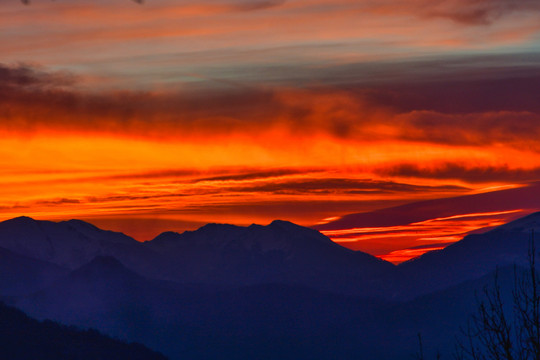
[
  {"x1": 0, "y1": 216, "x2": 166, "y2": 279},
  {"x1": 0, "y1": 300, "x2": 166, "y2": 360},
  {"x1": 0, "y1": 216, "x2": 393, "y2": 296},
  {"x1": 145, "y1": 219, "x2": 393, "y2": 295},
  {"x1": 4, "y1": 213, "x2": 540, "y2": 359},
  {"x1": 391, "y1": 211, "x2": 540, "y2": 299}
]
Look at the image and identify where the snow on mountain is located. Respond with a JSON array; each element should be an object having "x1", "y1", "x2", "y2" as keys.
[
  {"x1": 146, "y1": 220, "x2": 393, "y2": 295},
  {"x1": 498, "y1": 211, "x2": 540, "y2": 233},
  {"x1": 0, "y1": 217, "x2": 164, "y2": 278},
  {"x1": 0, "y1": 216, "x2": 392, "y2": 295}
]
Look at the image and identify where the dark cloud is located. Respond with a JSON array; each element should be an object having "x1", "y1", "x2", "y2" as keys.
[
  {"x1": 361, "y1": 0, "x2": 540, "y2": 25},
  {"x1": 315, "y1": 181, "x2": 540, "y2": 231},
  {"x1": 193, "y1": 168, "x2": 321, "y2": 183},
  {"x1": 423, "y1": 0, "x2": 540, "y2": 25},
  {"x1": 0, "y1": 63, "x2": 282, "y2": 136},
  {"x1": 233, "y1": 0, "x2": 286, "y2": 11},
  {"x1": 224, "y1": 178, "x2": 467, "y2": 195},
  {"x1": 377, "y1": 163, "x2": 540, "y2": 184},
  {"x1": 2, "y1": 60, "x2": 540, "y2": 152},
  {"x1": 84, "y1": 192, "x2": 188, "y2": 204},
  {"x1": 35, "y1": 198, "x2": 81, "y2": 205},
  {"x1": 0, "y1": 63, "x2": 75, "y2": 89},
  {"x1": 19, "y1": 0, "x2": 143, "y2": 4},
  {"x1": 397, "y1": 111, "x2": 540, "y2": 147}
]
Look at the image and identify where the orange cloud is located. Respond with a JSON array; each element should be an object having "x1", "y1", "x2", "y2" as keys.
[{"x1": 2, "y1": 64, "x2": 540, "y2": 245}]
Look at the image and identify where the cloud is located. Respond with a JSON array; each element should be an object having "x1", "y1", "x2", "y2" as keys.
[
  {"x1": 397, "y1": 110, "x2": 540, "y2": 148},
  {"x1": 232, "y1": 0, "x2": 286, "y2": 11},
  {"x1": 193, "y1": 168, "x2": 320, "y2": 183},
  {"x1": 19, "y1": 0, "x2": 143, "y2": 4},
  {"x1": 363, "y1": 0, "x2": 540, "y2": 25},
  {"x1": 377, "y1": 163, "x2": 540, "y2": 183},
  {"x1": 2, "y1": 62, "x2": 540, "y2": 158},
  {"x1": 0, "y1": 63, "x2": 75, "y2": 89},
  {"x1": 316, "y1": 182, "x2": 540, "y2": 231},
  {"x1": 224, "y1": 178, "x2": 467, "y2": 195},
  {"x1": 422, "y1": 0, "x2": 540, "y2": 25}
]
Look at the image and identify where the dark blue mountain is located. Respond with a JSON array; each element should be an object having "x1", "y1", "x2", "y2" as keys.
[
  {"x1": 5, "y1": 213, "x2": 540, "y2": 359},
  {"x1": 391, "y1": 211, "x2": 540, "y2": 299},
  {"x1": 0, "y1": 245, "x2": 68, "y2": 297},
  {"x1": 17, "y1": 255, "x2": 386, "y2": 360},
  {"x1": 0, "y1": 217, "x2": 393, "y2": 296},
  {"x1": 326, "y1": 265, "x2": 520, "y2": 359},
  {"x1": 0, "y1": 216, "x2": 166, "y2": 279},
  {"x1": 145, "y1": 220, "x2": 393, "y2": 295}
]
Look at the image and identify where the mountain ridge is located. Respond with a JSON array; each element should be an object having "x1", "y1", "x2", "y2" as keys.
[{"x1": 0, "y1": 216, "x2": 393, "y2": 296}]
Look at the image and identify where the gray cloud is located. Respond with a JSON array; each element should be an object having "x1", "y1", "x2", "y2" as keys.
[
  {"x1": 0, "y1": 63, "x2": 75, "y2": 89},
  {"x1": 423, "y1": 0, "x2": 540, "y2": 25}
]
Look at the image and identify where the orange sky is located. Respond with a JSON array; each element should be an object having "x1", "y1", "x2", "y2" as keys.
[{"x1": 2, "y1": 0, "x2": 540, "y2": 262}]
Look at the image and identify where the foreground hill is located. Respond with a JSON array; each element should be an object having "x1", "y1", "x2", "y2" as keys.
[{"x1": 0, "y1": 300, "x2": 166, "y2": 360}]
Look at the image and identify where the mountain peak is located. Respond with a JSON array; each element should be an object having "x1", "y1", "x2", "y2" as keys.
[
  {"x1": 498, "y1": 211, "x2": 540, "y2": 233},
  {"x1": 0, "y1": 216, "x2": 142, "y2": 269},
  {"x1": 269, "y1": 219, "x2": 298, "y2": 227},
  {"x1": 4, "y1": 216, "x2": 38, "y2": 225},
  {"x1": 61, "y1": 219, "x2": 99, "y2": 230}
]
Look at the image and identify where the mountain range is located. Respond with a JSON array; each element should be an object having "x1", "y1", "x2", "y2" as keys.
[{"x1": 1, "y1": 212, "x2": 539, "y2": 359}]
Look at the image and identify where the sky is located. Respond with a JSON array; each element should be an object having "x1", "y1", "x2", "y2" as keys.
[{"x1": 1, "y1": 0, "x2": 540, "y2": 262}]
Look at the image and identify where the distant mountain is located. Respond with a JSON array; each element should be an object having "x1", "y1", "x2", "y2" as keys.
[
  {"x1": 17, "y1": 255, "x2": 203, "y2": 358},
  {"x1": 16, "y1": 255, "x2": 385, "y2": 360},
  {"x1": 18, "y1": 253, "x2": 523, "y2": 360},
  {"x1": 145, "y1": 220, "x2": 393, "y2": 295},
  {"x1": 0, "y1": 246, "x2": 68, "y2": 297},
  {"x1": 0, "y1": 217, "x2": 392, "y2": 295},
  {"x1": 391, "y1": 211, "x2": 540, "y2": 299},
  {"x1": 0, "y1": 216, "x2": 166, "y2": 279},
  {"x1": 17, "y1": 256, "x2": 187, "y2": 333},
  {"x1": 0, "y1": 300, "x2": 166, "y2": 360},
  {"x1": 3, "y1": 213, "x2": 539, "y2": 301}
]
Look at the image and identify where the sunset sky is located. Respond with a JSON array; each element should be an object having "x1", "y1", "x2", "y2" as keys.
[{"x1": 2, "y1": 0, "x2": 540, "y2": 262}]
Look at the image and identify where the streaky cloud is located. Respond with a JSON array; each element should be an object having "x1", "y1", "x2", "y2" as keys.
[
  {"x1": 377, "y1": 163, "x2": 540, "y2": 183},
  {"x1": 232, "y1": 0, "x2": 285, "y2": 11}
]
